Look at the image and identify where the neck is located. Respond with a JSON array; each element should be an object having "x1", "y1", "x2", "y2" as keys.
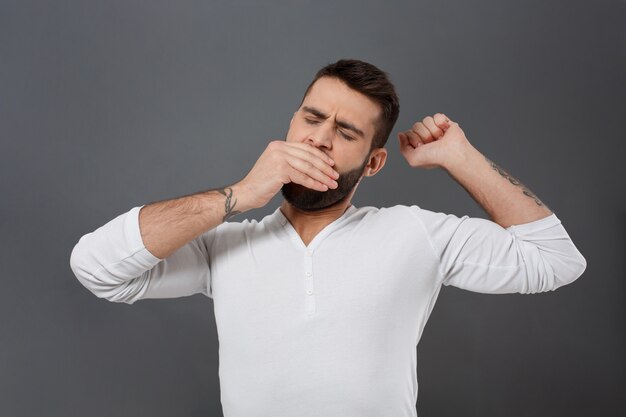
[{"x1": 279, "y1": 191, "x2": 356, "y2": 246}]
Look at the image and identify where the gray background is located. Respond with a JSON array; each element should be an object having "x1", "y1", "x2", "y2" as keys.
[{"x1": 1, "y1": 0, "x2": 624, "y2": 416}]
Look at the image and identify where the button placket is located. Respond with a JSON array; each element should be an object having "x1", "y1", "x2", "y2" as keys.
[{"x1": 304, "y1": 248, "x2": 316, "y2": 315}]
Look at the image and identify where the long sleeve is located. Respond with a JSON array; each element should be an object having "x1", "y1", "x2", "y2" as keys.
[
  {"x1": 409, "y1": 206, "x2": 587, "y2": 294},
  {"x1": 69, "y1": 205, "x2": 216, "y2": 304}
]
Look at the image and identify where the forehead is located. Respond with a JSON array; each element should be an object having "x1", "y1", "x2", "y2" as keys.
[{"x1": 302, "y1": 76, "x2": 381, "y2": 135}]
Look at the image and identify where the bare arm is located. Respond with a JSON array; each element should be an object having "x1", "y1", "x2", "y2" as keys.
[
  {"x1": 442, "y1": 144, "x2": 553, "y2": 228},
  {"x1": 139, "y1": 183, "x2": 254, "y2": 260}
]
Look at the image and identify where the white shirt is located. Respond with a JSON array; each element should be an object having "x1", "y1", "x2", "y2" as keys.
[{"x1": 70, "y1": 203, "x2": 587, "y2": 417}]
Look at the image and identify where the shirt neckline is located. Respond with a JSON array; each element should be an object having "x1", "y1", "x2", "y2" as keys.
[{"x1": 272, "y1": 204, "x2": 358, "y2": 251}]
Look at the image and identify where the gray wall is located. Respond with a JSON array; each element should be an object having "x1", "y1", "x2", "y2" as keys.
[{"x1": 1, "y1": 0, "x2": 624, "y2": 416}]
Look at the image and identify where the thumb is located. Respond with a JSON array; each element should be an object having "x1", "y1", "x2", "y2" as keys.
[{"x1": 398, "y1": 132, "x2": 412, "y2": 150}]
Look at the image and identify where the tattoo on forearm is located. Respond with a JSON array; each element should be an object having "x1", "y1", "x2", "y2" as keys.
[
  {"x1": 217, "y1": 187, "x2": 242, "y2": 221},
  {"x1": 484, "y1": 156, "x2": 548, "y2": 208}
]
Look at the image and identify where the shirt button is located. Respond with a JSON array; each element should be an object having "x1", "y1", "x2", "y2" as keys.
[
  {"x1": 307, "y1": 290, "x2": 313, "y2": 295},
  {"x1": 306, "y1": 250, "x2": 313, "y2": 256},
  {"x1": 305, "y1": 271, "x2": 312, "y2": 277}
]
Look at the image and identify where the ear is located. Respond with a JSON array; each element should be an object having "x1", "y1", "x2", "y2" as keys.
[{"x1": 364, "y1": 148, "x2": 387, "y2": 177}]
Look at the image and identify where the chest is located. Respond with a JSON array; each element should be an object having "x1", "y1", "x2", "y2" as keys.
[{"x1": 209, "y1": 227, "x2": 441, "y2": 324}]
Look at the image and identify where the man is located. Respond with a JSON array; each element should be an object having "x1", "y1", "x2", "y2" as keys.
[{"x1": 69, "y1": 59, "x2": 587, "y2": 417}]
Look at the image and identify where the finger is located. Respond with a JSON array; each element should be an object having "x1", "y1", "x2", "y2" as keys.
[
  {"x1": 286, "y1": 142, "x2": 339, "y2": 182},
  {"x1": 410, "y1": 121, "x2": 433, "y2": 144},
  {"x1": 284, "y1": 145, "x2": 339, "y2": 182},
  {"x1": 288, "y1": 142, "x2": 335, "y2": 166},
  {"x1": 286, "y1": 155, "x2": 339, "y2": 189},
  {"x1": 406, "y1": 129, "x2": 425, "y2": 147},
  {"x1": 422, "y1": 116, "x2": 444, "y2": 139},
  {"x1": 288, "y1": 168, "x2": 330, "y2": 192}
]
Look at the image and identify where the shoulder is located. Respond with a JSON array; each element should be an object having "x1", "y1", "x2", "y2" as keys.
[
  {"x1": 203, "y1": 211, "x2": 278, "y2": 244},
  {"x1": 349, "y1": 203, "x2": 438, "y2": 227},
  {"x1": 356, "y1": 203, "x2": 444, "y2": 221},
  {"x1": 212, "y1": 216, "x2": 263, "y2": 236},
  {"x1": 357, "y1": 204, "x2": 470, "y2": 234}
]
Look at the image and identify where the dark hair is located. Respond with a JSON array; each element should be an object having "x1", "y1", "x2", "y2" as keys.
[{"x1": 299, "y1": 59, "x2": 400, "y2": 151}]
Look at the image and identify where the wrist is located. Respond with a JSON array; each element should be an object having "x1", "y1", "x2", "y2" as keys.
[
  {"x1": 441, "y1": 142, "x2": 481, "y2": 174},
  {"x1": 230, "y1": 181, "x2": 257, "y2": 213}
]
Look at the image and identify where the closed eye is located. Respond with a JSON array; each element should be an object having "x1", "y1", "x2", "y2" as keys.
[
  {"x1": 304, "y1": 118, "x2": 355, "y2": 141},
  {"x1": 338, "y1": 130, "x2": 355, "y2": 141}
]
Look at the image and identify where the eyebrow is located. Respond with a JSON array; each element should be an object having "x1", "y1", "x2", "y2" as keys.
[{"x1": 302, "y1": 106, "x2": 365, "y2": 138}]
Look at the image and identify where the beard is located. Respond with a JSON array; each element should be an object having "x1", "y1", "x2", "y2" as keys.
[{"x1": 280, "y1": 154, "x2": 369, "y2": 212}]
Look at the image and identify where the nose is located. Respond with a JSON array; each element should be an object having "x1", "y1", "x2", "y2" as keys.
[{"x1": 305, "y1": 122, "x2": 333, "y2": 150}]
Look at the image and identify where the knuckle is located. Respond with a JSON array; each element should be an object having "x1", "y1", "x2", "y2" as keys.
[
  {"x1": 273, "y1": 152, "x2": 284, "y2": 165},
  {"x1": 308, "y1": 147, "x2": 324, "y2": 158},
  {"x1": 277, "y1": 158, "x2": 289, "y2": 172},
  {"x1": 289, "y1": 171, "x2": 301, "y2": 183}
]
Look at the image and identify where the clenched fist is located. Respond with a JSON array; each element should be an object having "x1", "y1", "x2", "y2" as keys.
[
  {"x1": 398, "y1": 113, "x2": 473, "y2": 170},
  {"x1": 236, "y1": 140, "x2": 340, "y2": 210}
]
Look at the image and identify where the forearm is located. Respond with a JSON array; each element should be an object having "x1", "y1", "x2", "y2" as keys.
[
  {"x1": 139, "y1": 182, "x2": 253, "y2": 259},
  {"x1": 443, "y1": 144, "x2": 553, "y2": 228}
]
